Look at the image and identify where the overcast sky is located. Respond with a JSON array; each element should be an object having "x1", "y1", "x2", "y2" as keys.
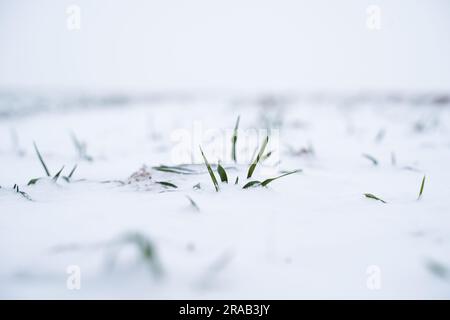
[{"x1": 0, "y1": 0, "x2": 449, "y2": 92}]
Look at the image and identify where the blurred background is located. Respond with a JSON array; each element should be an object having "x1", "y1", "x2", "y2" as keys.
[{"x1": 0, "y1": 0, "x2": 449, "y2": 94}]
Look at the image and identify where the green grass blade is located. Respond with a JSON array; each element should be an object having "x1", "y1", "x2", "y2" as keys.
[
  {"x1": 27, "y1": 178, "x2": 41, "y2": 185},
  {"x1": 247, "y1": 136, "x2": 269, "y2": 179},
  {"x1": 261, "y1": 150, "x2": 273, "y2": 162},
  {"x1": 53, "y1": 166, "x2": 65, "y2": 182},
  {"x1": 155, "y1": 181, "x2": 178, "y2": 188},
  {"x1": 234, "y1": 176, "x2": 239, "y2": 185},
  {"x1": 362, "y1": 153, "x2": 378, "y2": 166},
  {"x1": 231, "y1": 115, "x2": 240, "y2": 162},
  {"x1": 68, "y1": 164, "x2": 78, "y2": 178},
  {"x1": 152, "y1": 165, "x2": 196, "y2": 175},
  {"x1": 33, "y1": 142, "x2": 51, "y2": 176},
  {"x1": 260, "y1": 169, "x2": 302, "y2": 187},
  {"x1": 217, "y1": 162, "x2": 228, "y2": 183},
  {"x1": 186, "y1": 195, "x2": 200, "y2": 211},
  {"x1": 418, "y1": 175, "x2": 426, "y2": 200},
  {"x1": 364, "y1": 193, "x2": 386, "y2": 203},
  {"x1": 193, "y1": 183, "x2": 201, "y2": 190},
  {"x1": 242, "y1": 180, "x2": 261, "y2": 189},
  {"x1": 200, "y1": 147, "x2": 219, "y2": 192}
]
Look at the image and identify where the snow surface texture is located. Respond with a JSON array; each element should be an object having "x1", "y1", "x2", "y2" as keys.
[{"x1": 1, "y1": 93, "x2": 450, "y2": 299}]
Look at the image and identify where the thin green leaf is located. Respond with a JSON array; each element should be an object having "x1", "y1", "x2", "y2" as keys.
[
  {"x1": 68, "y1": 164, "x2": 78, "y2": 178},
  {"x1": 199, "y1": 147, "x2": 219, "y2": 192},
  {"x1": 231, "y1": 115, "x2": 240, "y2": 162},
  {"x1": 217, "y1": 162, "x2": 228, "y2": 183},
  {"x1": 53, "y1": 166, "x2": 65, "y2": 182},
  {"x1": 121, "y1": 232, "x2": 163, "y2": 277},
  {"x1": 261, "y1": 150, "x2": 273, "y2": 162},
  {"x1": 193, "y1": 183, "x2": 201, "y2": 190},
  {"x1": 242, "y1": 180, "x2": 261, "y2": 189},
  {"x1": 364, "y1": 193, "x2": 386, "y2": 203},
  {"x1": 247, "y1": 136, "x2": 269, "y2": 179},
  {"x1": 186, "y1": 195, "x2": 200, "y2": 211},
  {"x1": 362, "y1": 153, "x2": 378, "y2": 166},
  {"x1": 155, "y1": 181, "x2": 178, "y2": 188},
  {"x1": 27, "y1": 178, "x2": 41, "y2": 185},
  {"x1": 260, "y1": 169, "x2": 302, "y2": 187},
  {"x1": 33, "y1": 142, "x2": 51, "y2": 176},
  {"x1": 234, "y1": 176, "x2": 239, "y2": 185},
  {"x1": 152, "y1": 165, "x2": 196, "y2": 175},
  {"x1": 418, "y1": 175, "x2": 426, "y2": 200}
]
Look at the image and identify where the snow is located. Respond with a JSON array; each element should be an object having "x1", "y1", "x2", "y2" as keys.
[{"x1": 1, "y1": 94, "x2": 450, "y2": 299}]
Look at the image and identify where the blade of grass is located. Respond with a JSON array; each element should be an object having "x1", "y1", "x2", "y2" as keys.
[
  {"x1": 186, "y1": 195, "x2": 200, "y2": 211},
  {"x1": 68, "y1": 164, "x2": 78, "y2": 178},
  {"x1": 152, "y1": 165, "x2": 197, "y2": 175},
  {"x1": 53, "y1": 166, "x2": 65, "y2": 182},
  {"x1": 231, "y1": 115, "x2": 240, "y2": 162},
  {"x1": 155, "y1": 181, "x2": 178, "y2": 188},
  {"x1": 121, "y1": 232, "x2": 163, "y2": 277},
  {"x1": 217, "y1": 162, "x2": 228, "y2": 183},
  {"x1": 418, "y1": 175, "x2": 426, "y2": 200},
  {"x1": 33, "y1": 142, "x2": 51, "y2": 176},
  {"x1": 362, "y1": 153, "x2": 378, "y2": 166},
  {"x1": 260, "y1": 169, "x2": 302, "y2": 187},
  {"x1": 200, "y1": 147, "x2": 219, "y2": 192},
  {"x1": 242, "y1": 180, "x2": 261, "y2": 189},
  {"x1": 27, "y1": 178, "x2": 41, "y2": 185},
  {"x1": 364, "y1": 193, "x2": 386, "y2": 203},
  {"x1": 193, "y1": 183, "x2": 201, "y2": 190},
  {"x1": 261, "y1": 150, "x2": 273, "y2": 162},
  {"x1": 247, "y1": 136, "x2": 269, "y2": 179},
  {"x1": 234, "y1": 176, "x2": 239, "y2": 185}
]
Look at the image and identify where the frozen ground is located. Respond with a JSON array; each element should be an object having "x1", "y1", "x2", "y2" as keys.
[{"x1": 1, "y1": 92, "x2": 450, "y2": 299}]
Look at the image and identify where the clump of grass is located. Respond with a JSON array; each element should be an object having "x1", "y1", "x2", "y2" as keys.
[
  {"x1": 364, "y1": 193, "x2": 386, "y2": 203},
  {"x1": 231, "y1": 115, "x2": 240, "y2": 163},
  {"x1": 196, "y1": 118, "x2": 301, "y2": 192},
  {"x1": 199, "y1": 147, "x2": 219, "y2": 192},
  {"x1": 418, "y1": 175, "x2": 426, "y2": 200},
  {"x1": 247, "y1": 136, "x2": 269, "y2": 178},
  {"x1": 29, "y1": 142, "x2": 77, "y2": 186},
  {"x1": 362, "y1": 153, "x2": 378, "y2": 166},
  {"x1": 71, "y1": 132, "x2": 93, "y2": 162}
]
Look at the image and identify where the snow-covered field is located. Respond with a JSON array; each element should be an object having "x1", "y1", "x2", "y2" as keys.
[{"x1": 1, "y1": 92, "x2": 449, "y2": 299}]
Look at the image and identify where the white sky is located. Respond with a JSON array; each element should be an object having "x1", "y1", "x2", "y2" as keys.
[{"x1": 0, "y1": 0, "x2": 449, "y2": 92}]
